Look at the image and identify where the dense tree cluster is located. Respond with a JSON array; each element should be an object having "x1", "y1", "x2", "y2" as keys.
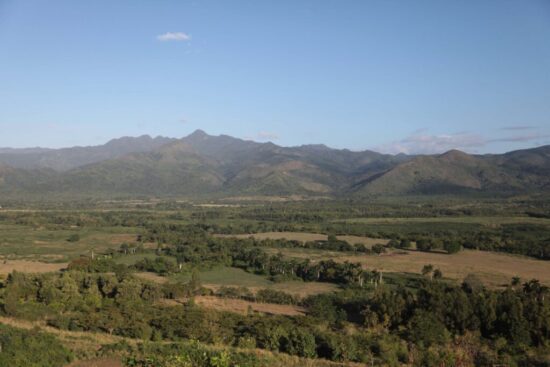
[
  {"x1": 1, "y1": 269, "x2": 548, "y2": 366},
  {"x1": 0, "y1": 324, "x2": 73, "y2": 367}
]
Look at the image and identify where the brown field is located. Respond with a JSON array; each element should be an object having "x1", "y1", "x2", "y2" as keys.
[
  {"x1": 134, "y1": 271, "x2": 169, "y2": 284},
  {"x1": 68, "y1": 358, "x2": 123, "y2": 367},
  {"x1": 203, "y1": 281, "x2": 339, "y2": 298},
  {"x1": 272, "y1": 248, "x2": 550, "y2": 287},
  {"x1": 163, "y1": 295, "x2": 306, "y2": 316},
  {"x1": 260, "y1": 281, "x2": 339, "y2": 297},
  {"x1": 136, "y1": 271, "x2": 338, "y2": 298},
  {"x1": 345, "y1": 250, "x2": 550, "y2": 287},
  {"x1": 0, "y1": 260, "x2": 67, "y2": 275},
  {"x1": 217, "y1": 231, "x2": 389, "y2": 247}
]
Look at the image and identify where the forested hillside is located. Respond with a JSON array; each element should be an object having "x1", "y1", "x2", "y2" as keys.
[{"x1": 1, "y1": 130, "x2": 549, "y2": 198}]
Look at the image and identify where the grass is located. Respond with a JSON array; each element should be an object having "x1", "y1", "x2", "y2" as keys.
[
  {"x1": 192, "y1": 296, "x2": 306, "y2": 316},
  {"x1": 270, "y1": 247, "x2": 550, "y2": 288},
  {"x1": 112, "y1": 253, "x2": 166, "y2": 265},
  {"x1": 0, "y1": 224, "x2": 139, "y2": 261},
  {"x1": 267, "y1": 281, "x2": 339, "y2": 297},
  {"x1": 217, "y1": 232, "x2": 389, "y2": 247},
  {"x1": 139, "y1": 266, "x2": 338, "y2": 297},
  {"x1": 171, "y1": 266, "x2": 274, "y2": 288},
  {"x1": 0, "y1": 259, "x2": 67, "y2": 275},
  {"x1": 335, "y1": 216, "x2": 550, "y2": 226}
]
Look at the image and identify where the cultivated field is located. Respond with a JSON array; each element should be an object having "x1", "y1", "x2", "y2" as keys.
[
  {"x1": 217, "y1": 231, "x2": 389, "y2": 247},
  {"x1": 335, "y1": 216, "x2": 550, "y2": 226},
  {"x1": 0, "y1": 224, "x2": 139, "y2": 261},
  {"x1": 0, "y1": 259, "x2": 67, "y2": 275},
  {"x1": 171, "y1": 266, "x2": 273, "y2": 288},
  {"x1": 267, "y1": 247, "x2": 550, "y2": 287},
  {"x1": 163, "y1": 296, "x2": 306, "y2": 316},
  {"x1": 138, "y1": 267, "x2": 339, "y2": 297}
]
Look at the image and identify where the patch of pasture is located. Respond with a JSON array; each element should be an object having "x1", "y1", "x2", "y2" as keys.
[
  {"x1": 171, "y1": 266, "x2": 273, "y2": 288},
  {"x1": 0, "y1": 224, "x2": 140, "y2": 261},
  {"x1": 272, "y1": 247, "x2": 550, "y2": 287},
  {"x1": 193, "y1": 295, "x2": 306, "y2": 316},
  {"x1": 217, "y1": 232, "x2": 389, "y2": 247},
  {"x1": 0, "y1": 260, "x2": 67, "y2": 275},
  {"x1": 335, "y1": 216, "x2": 550, "y2": 226}
]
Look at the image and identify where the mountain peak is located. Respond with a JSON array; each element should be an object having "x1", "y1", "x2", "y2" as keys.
[
  {"x1": 439, "y1": 149, "x2": 472, "y2": 160},
  {"x1": 187, "y1": 129, "x2": 209, "y2": 139}
]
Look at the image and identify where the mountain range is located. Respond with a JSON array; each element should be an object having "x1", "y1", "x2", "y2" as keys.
[{"x1": 1, "y1": 130, "x2": 549, "y2": 199}]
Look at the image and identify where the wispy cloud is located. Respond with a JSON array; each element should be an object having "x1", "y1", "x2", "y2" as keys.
[
  {"x1": 157, "y1": 32, "x2": 191, "y2": 42},
  {"x1": 500, "y1": 125, "x2": 537, "y2": 131},
  {"x1": 377, "y1": 132, "x2": 486, "y2": 154},
  {"x1": 489, "y1": 134, "x2": 550, "y2": 143},
  {"x1": 245, "y1": 131, "x2": 280, "y2": 142},
  {"x1": 377, "y1": 130, "x2": 549, "y2": 154}
]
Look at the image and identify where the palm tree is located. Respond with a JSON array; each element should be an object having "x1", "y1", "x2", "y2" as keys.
[{"x1": 421, "y1": 264, "x2": 434, "y2": 280}]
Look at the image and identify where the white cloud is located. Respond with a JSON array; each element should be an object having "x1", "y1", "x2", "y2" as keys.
[
  {"x1": 377, "y1": 132, "x2": 486, "y2": 155},
  {"x1": 376, "y1": 130, "x2": 550, "y2": 155},
  {"x1": 157, "y1": 32, "x2": 191, "y2": 42}
]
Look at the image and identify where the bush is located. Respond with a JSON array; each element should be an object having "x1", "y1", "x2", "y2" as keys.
[
  {"x1": 0, "y1": 324, "x2": 73, "y2": 367},
  {"x1": 67, "y1": 234, "x2": 80, "y2": 242},
  {"x1": 444, "y1": 241, "x2": 461, "y2": 254}
]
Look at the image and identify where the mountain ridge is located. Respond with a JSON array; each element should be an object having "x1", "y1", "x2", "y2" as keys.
[{"x1": 0, "y1": 130, "x2": 549, "y2": 199}]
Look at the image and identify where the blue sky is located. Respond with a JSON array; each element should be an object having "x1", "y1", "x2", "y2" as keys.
[{"x1": 1, "y1": 0, "x2": 549, "y2": 154}]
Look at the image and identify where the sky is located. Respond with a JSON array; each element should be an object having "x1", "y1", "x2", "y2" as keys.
[{"x1": 1, "y1": 0, "x2": 550, "y2": 154}]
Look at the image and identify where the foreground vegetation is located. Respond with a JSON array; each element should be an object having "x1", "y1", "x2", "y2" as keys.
[{"x1": 0, "y1": 197, "x2": 549, "y2": 366}]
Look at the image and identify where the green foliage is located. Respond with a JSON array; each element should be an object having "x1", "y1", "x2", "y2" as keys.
[
  {"x1": 1, "y1": 199, "x2": 550, "y2": 366},
  {"x1": 67, "y1": 233, "x2": 80, "y2": 242},
  {"x1": 407, "y1": 310, "x2": 450, "y2": 347},
  {"x1": 0, "y1": 324, "x2": 73, "y2": 367},
  {"x1": 443, "y1": 241, "x2": 461, "y2": 254}
]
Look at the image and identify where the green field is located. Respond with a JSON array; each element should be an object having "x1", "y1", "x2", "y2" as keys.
[
  {"x1": 171, "y1": 266, "x2": 273, "y2": 288},
  {"x1": 335, "y1": 216, "x2": 550, "y2": 225},
  {"x1": 0, "y1": 224, "x2": 139, "y2": 261}
]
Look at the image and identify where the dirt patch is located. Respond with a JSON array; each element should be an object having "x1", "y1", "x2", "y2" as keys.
[
  {"x1": 67, "y1": 358, "x2": 123, "y2": 367},
  {"x1": 0, "y1": 260, "x2": 67, "y2": 275}
]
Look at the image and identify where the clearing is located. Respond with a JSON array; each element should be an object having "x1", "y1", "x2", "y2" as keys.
[
  {"x1": 334, "y1": 216, "x2": 550, "y2": 226},
  {"x1": 163, "y1": 295, "x2": 306, "y2": 316},
  {"x1": 0, "y1": 224, "x2": 140, "y2": 261},
  {"x1": 269, "y1": 247, "x2": 550, "y2": 287},
  {"x1": 0, "y1": 260, "x2": 67, "y2": 275},
  {"x1": 137, "y1": 267, "x2": 338, "y2": 297}
]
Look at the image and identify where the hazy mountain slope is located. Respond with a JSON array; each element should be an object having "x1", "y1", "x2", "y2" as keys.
[
  {"x1": 0, "y1": 130, "x2": 549, "y2": 198},
  {"x1": 0, "y1": 164, "x2": 58, "y2": 195},
  {"x1": 0, "y1": 135, "x2": 176, "y2": 171},
  {"x1": 356, "y1": 149, "x2": 550, "y2": 195},
  {"x1": 179, "y1": 131, "x2": 346, "y2": 194},
  {"x1": 42, "y1": 141, "x2": 224, "y2": 196},
  {"x1": 178, "y1": 131, "x2": 407, "y2": 194}
]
